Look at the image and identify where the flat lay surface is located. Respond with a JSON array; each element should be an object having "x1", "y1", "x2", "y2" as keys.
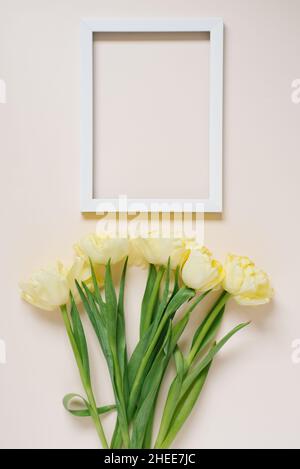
[{"x1": 0, "y1": 0, "x2": 300, "y2": 449}]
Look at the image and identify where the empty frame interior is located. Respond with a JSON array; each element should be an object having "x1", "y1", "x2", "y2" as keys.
[{"x1": 93, "y1": 31, "x2": 210, "y2": 199}]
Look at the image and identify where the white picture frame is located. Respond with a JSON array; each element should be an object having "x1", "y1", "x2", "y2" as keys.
[{"x1": 80, "y1": 18, "x2": 223, "y2": 213}]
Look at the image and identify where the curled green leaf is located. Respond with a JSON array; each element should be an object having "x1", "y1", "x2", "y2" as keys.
[{"x1": 63, "y1": 393, "x2": 115, "y2": 417}]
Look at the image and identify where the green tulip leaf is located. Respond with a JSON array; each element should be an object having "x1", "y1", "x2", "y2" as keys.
[
  {"x1": 69, "y1": 293, "x2": 90, "y2": 386},
  {"x1": 63, "y1": 393, "x2": 115, "y2": 417}
]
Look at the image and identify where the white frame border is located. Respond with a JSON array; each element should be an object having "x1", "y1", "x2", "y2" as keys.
[{"x1": 80, "y1": 18, "x2": 223, "y2": 213}]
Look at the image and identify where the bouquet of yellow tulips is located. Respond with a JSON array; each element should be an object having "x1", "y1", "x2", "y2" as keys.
[{"x1": 20, "y1": 233, "x2": 273, "y2": 449}]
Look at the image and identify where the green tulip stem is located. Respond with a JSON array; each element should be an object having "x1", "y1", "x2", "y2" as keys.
[
  {"x1": 111, "y1": 290, "x2": 209, "y2": 448},
  {"x1": 142, "y1": 266, "x2": 165, "y2": 335},
  {"x1": 128, "y1": 313, "x2": 169, "y2": 416},
  {"x1": 109, "y1": 340, "x2": 130, "y2": 448},
  {"x1": 60, "y1": 305, "x2": 109, "y2": 449},
  {"x1": 186, "y1": 291, "x2": 231, "y2": 367},
  {"x1": 128, "y1": 287, "x2": 197, "y2": 418}
]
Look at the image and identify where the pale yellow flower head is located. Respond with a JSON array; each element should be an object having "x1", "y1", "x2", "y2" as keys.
[
  {"x1": 20, "y1": 261, "x2": 70, "y2": 311},
  {"x1": 130, "y1": 235, "x2": 188, "y2": 269},
  {"x1": 76, "y1": 233, "x2": 129, "y2": 265},
  {"x1": 223, "y1": 254, "x2": 273, "y2": 305},
  {"x1": 181, "y1": 246, "x2": 224, "y2": 291},
  {"x1": 20, "y1": 256, "x2": 105, "y2": 312},
  {"x1": 127, "y1": 238, "x2": 148, "y2": 268}
]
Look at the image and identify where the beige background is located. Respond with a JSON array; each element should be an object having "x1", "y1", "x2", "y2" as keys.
[
  {"x1": 0, "y1": 0, "x2": 300, "y2": 449},
  {"x1": 93, "y1": 31, "x2": 210, "y2": 199}
]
